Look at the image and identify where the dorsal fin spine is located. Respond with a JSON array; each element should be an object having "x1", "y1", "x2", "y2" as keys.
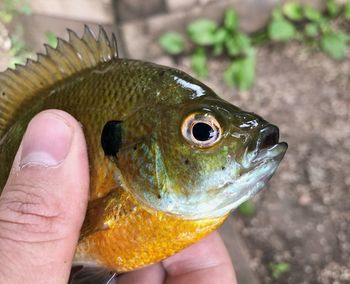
[{"x1": 0, "y1": 26, "x2": 119, "y2": 136}]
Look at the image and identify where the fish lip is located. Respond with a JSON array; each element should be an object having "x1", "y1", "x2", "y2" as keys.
[
  {"x1": 254, "y1": 142, "x2": 287, "y2": 162},
  {"x1": 242, "y1": 141, "x2": 288, "y2": 173}
]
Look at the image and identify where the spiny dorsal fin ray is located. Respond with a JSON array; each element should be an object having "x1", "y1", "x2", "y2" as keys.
[{"x1": 0, "y1": 26, "x2": 119, "y2": 136}]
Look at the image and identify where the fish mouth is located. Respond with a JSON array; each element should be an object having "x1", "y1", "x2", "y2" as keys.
[
  {"x1": 241, "y1": 123, "x2": 288, "y2": 181},
  {"x1": 240, "y1": 123, "x2": 287, "y2": 172},
  {"x1": 248, "y1": 142, "x2": 288, "y2": 171},
  {"x1": 203, "y1": 141, "x2": 288, "y2": 218}
]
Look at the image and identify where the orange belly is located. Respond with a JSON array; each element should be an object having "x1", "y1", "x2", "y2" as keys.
[{"x1": 75, "y1": 190, "x2": 227, "y2": 272}]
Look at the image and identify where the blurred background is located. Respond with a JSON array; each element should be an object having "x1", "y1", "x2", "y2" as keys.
[{"x1": 1, "y1": 0, "x2": 349, "y2": 283}]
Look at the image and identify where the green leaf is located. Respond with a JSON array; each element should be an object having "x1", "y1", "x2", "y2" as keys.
[
  {"x1": 224, "y1": 47, "x2": 256, "y2": 90},
  {"x1": 9, "y1": 57, "x2": 26, "y2": 69},
  {"x1": 304, "y1": 23, "x2": 319, "y2": 37},
  {"x1": 283, "y1": 2, "x2": 303, "y2": 21},
  {"x1": 19, "y1": 3, "x2": 32, "y2": 15},
  {"x1": 303, "y1": 5, "x2": 322, "y2": 22},
  {"x1": 159, "y1": 32, "x2": 184, "y2": 55},
  {"x1": 251, "y1": 31, "x2": 269, "y2": 45},
  {"x1": 213, "y1": 28, "x2": 227, "y2": 55},
  {"x1": 225, "y1": 37, "x2": 240, "y2": 56},
  {"x1": 187, "y1": 19, "x2": 218, "y2": 45},
  {"x1": 271, "y1": 7, "x2": 284, "y2": 20},
  {"x1": 321, "y1": 32, "x2": 348, "y2": 60},
  {"x1": 214, "y1": 28, "x2": 228, "y2": 44},
  {"x1": 344, "y1": 2, "x2": 350, "y2": 21},
  {"x1": 45, "y1": 31, "x2": 58, "y2": 48},
  {"x1": 9, "y1": 35, "x2": 25, "y2": 55},
  {"x1": 213, "y1": 43, "x2": 224, "y2": 55},
  {"x1": 326, "y1": 0, "x2": 340, "y2": 17},
  {"x1": 224, "y1": 8, "x2": 238, "y2": 31},
  {"x1": 237, "y1": 200, "x2": 256, "y2": 217},
  {"x1": 269, "y1": 262, "x2": 290, "y2": 279},
  {"x1": 268, "y1": 19, "x2": 296, "y2": 41},
  {"x1": 191, "y1": 48, "x2": 208, "y2": 77},
  {"x1": 0, "y1": 10, "x2": 13, "y2": 23},
  {"x1": 319, "y1": 18, "x2": 331, "y2": 34},
  {"x1": 225, "y1": 32, "x2": 251, "y2": 56}
]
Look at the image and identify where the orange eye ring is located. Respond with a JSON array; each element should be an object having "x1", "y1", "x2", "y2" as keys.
[{"x1": 181, "y1": 113, "x2": 222, "y2": 148}]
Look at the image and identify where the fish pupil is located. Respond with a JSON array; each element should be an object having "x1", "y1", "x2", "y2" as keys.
[{"x1": 192, "y1": 122, "x2": 214, "y2": 142}]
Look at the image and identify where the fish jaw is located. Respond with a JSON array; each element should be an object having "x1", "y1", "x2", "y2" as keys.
[
  {"x1": 207, "y1": 142, "x2": 288, "y2": 217},
  {"x1": 138, "y1": 141, "x2": 288, "y2": 219}
]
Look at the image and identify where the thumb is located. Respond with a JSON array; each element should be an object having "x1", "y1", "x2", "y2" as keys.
[{"x1": 0, "y1": 110, "x2": 89, "y2": 284}]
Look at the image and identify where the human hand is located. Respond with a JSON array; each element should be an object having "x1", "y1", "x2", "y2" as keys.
[{"x1": 0, "y1": 110, "x2": 237, "y2": 284}]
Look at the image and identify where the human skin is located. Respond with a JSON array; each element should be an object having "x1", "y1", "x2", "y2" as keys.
[{"x1": 0, "y1": 110, "x2": 237, "y2": 284}]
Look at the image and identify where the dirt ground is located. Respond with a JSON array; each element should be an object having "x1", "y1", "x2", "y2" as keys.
[{"x1": 160, "y1": 43, "x2": 350, "y2": 284}]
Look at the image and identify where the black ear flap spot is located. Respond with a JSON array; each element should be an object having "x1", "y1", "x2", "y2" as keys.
[{"x1": 101, "y1": 120, "x2": 123, "y2": 156}]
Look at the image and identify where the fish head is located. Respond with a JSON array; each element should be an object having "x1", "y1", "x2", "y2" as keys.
[{"x1": 116, "y1": 75, "x2": 287, "y2": 220}]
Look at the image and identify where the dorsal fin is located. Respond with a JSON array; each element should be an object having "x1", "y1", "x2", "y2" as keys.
[{"x1": 0, "y1": 25, "x2": 119, "y2": 136}]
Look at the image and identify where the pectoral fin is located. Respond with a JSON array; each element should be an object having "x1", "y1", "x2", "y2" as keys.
[{"x1": 69, "y1": 264, "x2": 117, "y2": 284}]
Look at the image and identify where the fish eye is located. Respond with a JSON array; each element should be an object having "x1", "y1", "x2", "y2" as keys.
[{"x1": 181, "y1": 113, "x2": 222, "y2": 148}]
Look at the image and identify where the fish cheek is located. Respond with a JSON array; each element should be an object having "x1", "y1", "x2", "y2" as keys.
[{"x1": 117, "y1": 141, "x2": 162, "y2": 204}]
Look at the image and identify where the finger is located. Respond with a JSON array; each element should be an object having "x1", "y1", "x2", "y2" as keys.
[
  {"x1": 0, "y1": 110, "x2": 89, "y2": 284},
  {"x1": 163, "y1": 231, "x2": 237, "y2": 284},
  {"x1": 116, "y1": 263, "x2": 165, "y2": 284}
]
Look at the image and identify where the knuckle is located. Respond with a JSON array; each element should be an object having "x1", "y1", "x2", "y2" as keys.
[{"x1": 0, "y1": 182, "x2": 66, "y2": 243}]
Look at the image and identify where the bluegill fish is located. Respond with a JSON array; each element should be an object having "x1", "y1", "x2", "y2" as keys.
[{"x1": 0, "y1": 26, "x2": 287, "y2": 278}]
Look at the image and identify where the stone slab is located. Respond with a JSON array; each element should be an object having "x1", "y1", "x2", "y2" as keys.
[
  {"x1": 114, "y1": 0, "x2": 167, "y2": 22},
  {"x1": 121, "y1": 0, "x2": 232, "y2": 60},
  {"x1": 19, "y1": 14, "x2": 119, "y2": 54},
  {"x1": 120, "y1": 0, "x2": 282, "y2": 60},
  {"x1": 166, "y1": 0, "x2": 200, "y2": 12},
  {"x1": 28, "y1": 0, "x2": 114, "y2": 24}
]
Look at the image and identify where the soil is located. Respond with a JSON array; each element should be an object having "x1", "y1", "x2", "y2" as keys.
[{"x1": 157, "y1": 43, "x2": 350, "y2": 284}]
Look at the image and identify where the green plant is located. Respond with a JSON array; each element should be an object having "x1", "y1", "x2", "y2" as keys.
[
  {"x1": 191, "y1": 47, "x2": 208, "y2": 77},
  {"x1": 0, "y1": 0, "x2": 31, "y2": 23},
  {"x1": 267, "y1": 1, "x2": 350, "y2": 60},
  {"x1": 0, "y1": 0, "x2": 33, "y2": 69},
  {"x1": 268, "y1": 8, "x2": 297, "y2": 41},
  {"x1": 159, "y1": 0, "x2": 350, "y2": 91},
  {"x1": 45, "y1": 31, "x2": 58, "y2": 48},
  {"x1": 237, "y1": 200, "x2": 256, "y2": 217},
  {"x1": 159, "y1": 8, "x2": 256, "y2": 90},
  {"x1": 159, "y1": 32, "x2": 184, "y2": 55},
  {"x1": 269, "y1": 262, "x2": 290, "y2": 279},
  {"x1": 1, "y1": 1, "x2": 62, "y2": 69}
]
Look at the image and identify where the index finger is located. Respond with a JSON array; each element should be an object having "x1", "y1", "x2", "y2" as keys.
[{"x1": 163, "y1": 231, "x2": 236, "y2": 284}]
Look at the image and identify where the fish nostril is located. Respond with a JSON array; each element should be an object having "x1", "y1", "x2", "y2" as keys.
[{"x1": 259, "y1": 125, "x2": 279, "y2": 149}]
